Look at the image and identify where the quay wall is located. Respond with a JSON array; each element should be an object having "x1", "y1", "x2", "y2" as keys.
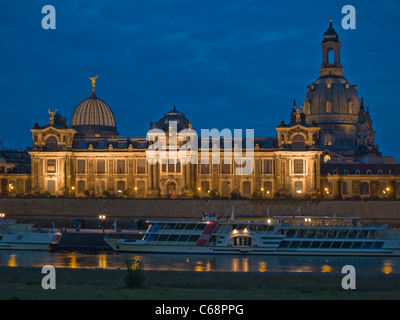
[{"x1": 0, "y1": 198, "x2": 400, "y2": 227}]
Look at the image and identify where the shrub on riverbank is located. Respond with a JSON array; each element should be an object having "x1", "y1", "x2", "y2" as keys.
[{"x1": 124, "y1": 256, "x2": 145, "y2": 288}]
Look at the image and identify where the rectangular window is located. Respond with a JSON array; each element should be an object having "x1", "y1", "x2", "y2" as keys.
[
  {"x1": 263, "y1": 159, "x2": 273, "y2": 174},
  {"x1": 342, "y1": 182, "x2": 349, "y2": 195},
  {"x1": 201, "y1": 164, "x2": 210, "y2": 174},
  {"x1": 78, "y1": 180, "x2": 85, "y2": 194},
  {"x1": 116, "y1": 160, "x2": 126, "y2": 173},
  {"x1": 176, "y1": 161, "x2": 181, "y2": 173},
  {"x1": 293, "y1": 159, "x2": 303, "y2": 174},
  {"x1": 97, "y1": 159, "x2": 106, "y2": 174},
  {"x1": 161, "y1": 163, "x2": 167, "y2": 173},
  {"x1": 47, "y1": 159, "x2": 56, "y2": 173},
  {"x1": 137, "y1": 159, "x2": 146, "y2": 173},
  {"x1": 222, "y1": 163, "x2": 231, "y2": 174},
  {"x1": 77, "y1": 160, "x2": 86, "y2": 174}
]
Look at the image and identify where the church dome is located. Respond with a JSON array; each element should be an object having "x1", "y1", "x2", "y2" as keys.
[
  {"x1": 303, "y1": 19, "x2": 360, "y2": 125},
  {"x1": 155, "y1": 106, "x2": 192, "y2": 132},
  {"x1": 304, "y1": 76, "x2": 360, "y2": 125},
  {"x1": 71, "y1": 89, "x2": 118, "y2": 138}
]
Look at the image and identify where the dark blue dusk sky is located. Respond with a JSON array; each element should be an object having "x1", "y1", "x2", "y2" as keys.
[{"x1": 1, "y1": 1, "x2": 399, "y2": 160}]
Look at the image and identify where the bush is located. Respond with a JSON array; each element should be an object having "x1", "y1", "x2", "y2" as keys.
[{"x1": 125, "y1": 256, "x2": 145, "y2": 288}]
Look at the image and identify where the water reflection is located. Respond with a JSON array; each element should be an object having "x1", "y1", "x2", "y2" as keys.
[
  {"x1": 382, "y1": 260, "x2": 393, "y2": 274},
  {"x1": 8, "y1": 254, "x2": 17, "y2": 267},
  {"x1": 0, "y1": 250, "x2": 399, "y2": 275}
]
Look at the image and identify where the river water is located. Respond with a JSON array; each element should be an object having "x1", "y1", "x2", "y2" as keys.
[{"x1": 0, "y1": 250, "x2": 399, "y2": 275}]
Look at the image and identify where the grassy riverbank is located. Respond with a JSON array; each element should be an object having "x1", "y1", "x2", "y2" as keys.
[{"x1": 1, "y1": 266, "x2": 400, "y2": 300}]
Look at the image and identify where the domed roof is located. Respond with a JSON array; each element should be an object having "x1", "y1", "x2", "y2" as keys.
[
  {"x1": 303, "y1": 19, "x2": 360, "y2": 125},
  {"x1": 71, "y1": 90, "x2": 118, "y2": 138},
  {"x1": 155, "y1": 106, "x2": 192, "y2": 132},
  {"x1": 304, "y1": 76, "x2": 360, "y2": 125}
]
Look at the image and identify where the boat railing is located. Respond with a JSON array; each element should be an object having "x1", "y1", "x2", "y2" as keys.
[
  {"x1": 0, "y1": 219, "x2": 16, "y2": 225},
  {"x1": 277, "y1": 222, "x2": 388, "y2": 230}
]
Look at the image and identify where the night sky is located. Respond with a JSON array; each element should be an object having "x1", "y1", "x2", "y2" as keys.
[{"x1": 1, "y1": 1, "x2": 399, "y2": 161}]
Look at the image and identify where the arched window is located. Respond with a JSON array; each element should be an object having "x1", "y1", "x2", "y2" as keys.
[
  {"x1": 360, "y1": 182, "x2": 369, "y2": 196},
  {"x1": 348, "y1": 100, "x2": 353, "y2": 114},
  {"x1": 47, "y1": 180, "x2": 56, "y2": 194},
  {"x1": 324, "y1": 135, "x2": 332, "y2": 146},
  {"x1": 294, "y1": 181, "x2": 303, "y2": 195},
  {"x1": 323, "y1": 155, "x2": 331, "y2": 163},
  {"x1": 326, "y1": 100, "x2": 332, "y2": 113},
  {"x1": 137, "y1": 180, "x2": 145, "y2": 195},
  {"x1": 292, "y1": 135, "x2": 305, "y2": 151},
  {"x1": 45, "y1": 136, "x2": 57, "y2": 151},
  {"x1": 222, "y1": 181, "x2": 230, "y2": 197},
  {"x1": 328, "y1": 49, "x2": 335, "y2": 64},
  {"x1": 263, "y1": 181, "x2": 272, "y2": 196},
  {"x1": 201, "y1": 180, "x2": 210, "y2": 193},
  {"x1": 243, "y1": 181, "x2": 251, "y2": 197}
]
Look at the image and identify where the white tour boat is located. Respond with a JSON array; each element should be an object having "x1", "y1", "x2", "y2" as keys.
[
  {"x1": 104, "y1": 207, "x2": 400, "y2": 256},
  {"x1": 0, "y1": 219, "x2": 62, "y2": 251}
]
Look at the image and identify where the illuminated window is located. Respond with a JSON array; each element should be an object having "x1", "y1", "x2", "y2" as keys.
[
  {"x1": 326, "y1": 101, "x2": 332, "y2": 113},
  {"x1": 117, "y1": 181, "x2": 125, "y2": 193},
  {"x1": 47, "y1": 159, "x2": 56, "y2": 173},
  {"x1": 294, "y1": 181, "x2": 303, "y2": 194},
  {"x1": 325, "y1": 135, "x2": 332, "y2": 146},
  {"x1": 348, "y1": 100, "x2": 353, "y2": 114},
  {"x1": 201, "y1": 180, "x2": 210, "y2": 193}
]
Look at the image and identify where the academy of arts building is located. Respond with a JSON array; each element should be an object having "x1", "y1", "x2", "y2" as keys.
[{"x1": 1, "y1": 21, "x2": 400, "y2": 200}]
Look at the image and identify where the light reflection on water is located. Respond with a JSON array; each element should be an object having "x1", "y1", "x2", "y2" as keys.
[{"x1": 0, "y1": 250, "x2": 399, "y2": 275}]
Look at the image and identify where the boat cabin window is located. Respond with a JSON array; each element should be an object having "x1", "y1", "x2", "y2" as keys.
[
  {"x1": 178, "y1": 234, "x2": 190, "y2": 242},
  {"x1": 232, "y1": 236, "x2": 253, "y2": 247},
  {"x1": 185, "y1": 224, "x2": 196, "y2": 230},
  {"x1": 158, "y1": 234, "x2": 169, "y2": 241},
  {"x1": 165, "y1": 223, "x2": 176, "y2": 230},
  {"x1": 188, "y1": 235, "x2": 200, "y2": 242},
  {"x1": 195, "y1": 224, "x2": 206, "y2": 231},
  {"x1": 168, "y1": 235, "x2": 179, "y2": 241},
  {"x1": 175, "y1": 223, "x2": 186, "y2": 230}
]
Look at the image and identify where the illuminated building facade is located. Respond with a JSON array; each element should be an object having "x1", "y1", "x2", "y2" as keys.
[{"x1": 1, "y1": 21, "x2": 400, "y2": 199}]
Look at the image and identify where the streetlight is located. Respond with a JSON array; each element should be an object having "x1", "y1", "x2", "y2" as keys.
[
  {"x1": 99, "y1": 214, "x2": 106, "y2": 233},
  {"x1": 0, "y1": 213, "x2": 5, "y2": 219}
]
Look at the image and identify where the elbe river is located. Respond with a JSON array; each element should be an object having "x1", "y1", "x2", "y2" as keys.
[{"x1": 0, "y1": 250, "x2": 399, "y2": 275}]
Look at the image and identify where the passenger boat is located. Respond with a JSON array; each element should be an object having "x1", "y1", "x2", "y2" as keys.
[
  {"x1": 0, "y1": 219, "x2": 62, "y2": 251},
  {"x1": 104, "y1": 207, "x2": 400, "y2": 256}
]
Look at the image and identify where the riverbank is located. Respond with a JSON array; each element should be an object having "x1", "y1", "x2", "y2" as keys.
[
  {"x1": 1, "y1": 266, "x2": 399, "y2": 300},
  {"x1": 1, "y1": 198, "x2": 400, "y2": 228}
]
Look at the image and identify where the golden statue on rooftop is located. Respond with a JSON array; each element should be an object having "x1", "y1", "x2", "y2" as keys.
[
  {"x1": 48, "y1": 108, "x2": 57, "y2": 125},
  {"x1": 89, "y1": 76, "x2": 98, "y2": 89}
]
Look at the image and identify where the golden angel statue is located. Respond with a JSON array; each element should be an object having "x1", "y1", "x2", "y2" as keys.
[
  {"x1": 89, "y1": 76, "x2": 98, "y2": 89},
  {"x1": 48, "y1": 108, "x2": 57, "y2": 125}
]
